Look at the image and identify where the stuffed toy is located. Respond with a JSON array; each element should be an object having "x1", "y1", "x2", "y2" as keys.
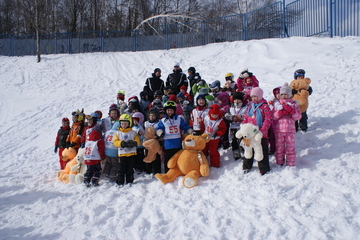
[
  {"x1": 57, "y1": 147, "x2": 78, "y2": 183},
  {"x1": 235, "y1": 123, "x2": 263, "y2": 161},
  {"x1": 142, "y1": 126, "x2": 163, "y2": 163},
  {"x1": 69, "y1": 148, "x2": 87, "y2": 184},
  {"x1": 290, "y1": 77, "x2": 311, "y2": 113},
  {"x1": 155, "y1": 133, "x2": 210, "y2": 188}
]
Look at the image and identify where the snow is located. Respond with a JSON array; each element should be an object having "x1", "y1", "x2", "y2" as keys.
[{"x1": 1, "y1": 36, "x2": 360, "y2": 240}]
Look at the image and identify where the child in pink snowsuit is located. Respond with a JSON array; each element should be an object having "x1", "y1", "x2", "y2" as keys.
[{"x1": 273, "y1": 83, "x2": 301, "y2": 166}]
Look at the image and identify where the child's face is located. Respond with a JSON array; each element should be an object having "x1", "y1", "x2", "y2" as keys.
[
  {"x1": 296, "y1": 75, "x2": 304, "y2": 80},
  {"x1": 109, "y1": 110, "x2": 118, "y2": 120},
  {"x1": 177, "y1": 97, "x2": 183, "y2": 103},
  {"x1": 210, "y1": 114, "x2": 219, "y2": 119},
  {"x1": 180, "y1": 89, "x2": 185, "y2": 93},
  {"x1": 149, "y1": 113, "x2": 156, "y2": 121},
  {"x1": 132, "y1": 118, "x2": 139, "y2": 125},
  {"x1": 62, "y1": 121, "x2": 69, "y2": 127},
  {"x1": 166, "y1": 109, "x2": 175, "y2": 116},
  {"x1": 120, "y1": 121, "x2": 129, "y2": 129},
  {"x1": 72, "y1": 115, "x2": 78, "y2": 122},
  {"x1": 88, "y1": 118, "x2": 94, "y2": 125},
  {"x1": 197, "y1": 99, "x2": 206, "y2": 106},
  {"x1": 233, "y1": 99, "x2": 243, "y2": 104},
  {"x1": 159, "y1": 112, "x2": 165, "y2": 119},
  {"x1": 251, "y1": 95, "x2": 259, "y2": 102},
  {"x1": 280, "y1": 94, "x2": 289, "y2": 99}
]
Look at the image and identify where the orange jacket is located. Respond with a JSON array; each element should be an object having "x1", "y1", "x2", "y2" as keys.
[{"x1": 66, "y1": 121, "x2": 84, "y2": 149}]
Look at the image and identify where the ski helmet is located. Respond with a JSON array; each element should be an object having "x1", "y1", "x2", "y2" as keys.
[
  {"x1": 119, "y1": 114, "x2": 132, "y2": 127},
  {"x1": 132, "y1": 112, "x2": 145, "y2": 125},
  {"x1": 294, "y1": 69, "x2": 306, "y2": 79}
]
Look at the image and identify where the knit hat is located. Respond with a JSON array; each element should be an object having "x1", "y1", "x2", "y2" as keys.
[
  {"x1": 176, "y1": 92, "x2": 185, "y2": 100},
  {"x1": 168, "y1": 94, "x2": 177, "y2": 102},
  {"x1": 180, "y1": 85, "x2": 187, "y2": 91},
  {"x1": 188, "y1": 67, "x2": 196, "y2": 74},
  {"x1": 280, "y1": 82, "x2": 292, "y2": 97},
  {"x1": 174, "y1": 62, "x2": 180, "y2": 67},
  {"x1": 250, "y1": 87, "x2": 263, "y2": 99},
  {"x1": 128, "y1": 95, "x2": 139, "y2": 103},
  {"x1": 117, "y1": 91, "x2": 125, "y2": 101},
  {"x1": 154, "y1": 68, "x2": 161, "y2": 73},
  {"x1": 232, "y1": 91, "x2": 244, "y2": 101},
  {"x1": 198, "y1": 88, "x2": 208, "y2": 95},
  {"x1": 62, "y1": 117, "x2": 70, "y2": 122},
  {"x1": 209, "y1": 104, "x2": 222, "y2": 116}
]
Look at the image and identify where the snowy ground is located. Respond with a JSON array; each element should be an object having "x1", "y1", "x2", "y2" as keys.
[{"x1": 1, "y1": 36, "x2": 360, "y2": 240}]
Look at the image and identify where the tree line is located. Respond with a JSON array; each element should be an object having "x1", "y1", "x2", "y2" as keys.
[{"x1": 0, "y1": 0, "x2": 276, "y2": 35}]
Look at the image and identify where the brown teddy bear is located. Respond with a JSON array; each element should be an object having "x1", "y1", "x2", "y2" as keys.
[
  {"x1": 142, "y1": 126, "x2": 163, "y2": 163},
  {"x1": 57, "y1": 147, "x2": 79, "y2": 183},
  {"x1": 290, "y1": 77, "x2": 311, "y2": 113},
  {"x1": 155, "y1": 133, "x2": 210, "y2": 188}
]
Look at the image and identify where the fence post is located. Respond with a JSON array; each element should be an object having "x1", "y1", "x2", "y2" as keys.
[
  {"x1": 242, "y1": 13, "x2": 247, "y2": 41},
  {"x1": 100, "y1": 31, "x2": 104, "y2": 52},
  {"x1": 133, "y1": 30, "x2": 137, "y2": 52},
  {"x1": 282, "y1": 0, "x2": 289, "y2": 38},
  {"x1": 330, "y1": 0, "x2": 334, "y2": 37},
  {"x1": 9, "y1": 34, "x2": 14, "y2": 56},
  {"x1": 68, "y1": 32, "x2": 72, "y2": 54}
]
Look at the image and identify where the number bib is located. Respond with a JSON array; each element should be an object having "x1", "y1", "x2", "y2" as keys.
[
  {"x1": 84, "y1": 140, "x2": 101, "y2": 160},
  {"x1": 162, "y1": 117, "x2": 181, "y2": 140},
  {"x1": 104, "y1": 130, "x2": 117, "y2": 150}
]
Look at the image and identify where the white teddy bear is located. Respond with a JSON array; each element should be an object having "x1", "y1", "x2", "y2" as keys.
[
  {"x1": 69, "y1": 148, "x2": 87, "y2": 185},
  {"x1": 235, "y1": 123, "x2": 264, "y2": 161}
]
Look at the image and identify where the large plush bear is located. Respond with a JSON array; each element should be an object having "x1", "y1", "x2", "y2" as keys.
[
  {"x1": 57, "y1": 147, "x2": 78, "y2": 183},
  {"x1": 290, "y1": 77, "x2": 311, "y2": 113},
  {"x1": 235, "y1": 123, "x2": 263, "y2": 161},
  {"x1": 69, "y1": 148, "x2": 87, "y2": 184},
  {"x1": 142, "y1": 126, "x2": 163, "y2": 163},
  {"x1": 155, "y1": 133, "x2": 210, "y2": 188}
]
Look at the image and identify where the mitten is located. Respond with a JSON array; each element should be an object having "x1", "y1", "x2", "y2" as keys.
[
  {"x1": 126, "y1": 140, "x2": 137, "y2": 148},
  {"x1": 275, "y1": 103, "x2": 283, "y2": 111},
  {"x1": 81, "y1": 143, "x2": 85, "y2": 148},
  {"x1": 283, "y1": 104, "x2": 295, "y2": 114},
  {"x1": 120, "y1": 141, "x2": 128, "y2": 148},
  {"x1": 187, "y1": 128, "x2": 194, "y2": 135},
  {"x1": 69, "y1": 142, "x2": 76, "y2": 147},
  {"x1": 54, "y1": 146, "x2": 58, "y2": 153},
  {"x1": 156, "y1": 129, "x2": 165, "y2": 138}
]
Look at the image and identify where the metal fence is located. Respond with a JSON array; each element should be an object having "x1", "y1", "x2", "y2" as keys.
[{"x1": 0, "y1": 0, "x2": 359, "y2": 57}]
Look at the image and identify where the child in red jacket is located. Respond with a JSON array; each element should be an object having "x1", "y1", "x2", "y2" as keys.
[
  {"x1": 83, "y1": 130, "x2": 105, "y2": 187},
  {"x1": 201, "y1": 104, "x2": 227, "y2": 168},
  {"x1": 54, "y1": 118, "x2": 70, "y2": 169}
]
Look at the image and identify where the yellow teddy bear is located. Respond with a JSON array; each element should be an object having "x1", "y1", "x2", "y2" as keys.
[
  {"x1": 57, "y1": 147, "x2": 78, "y2": 183},
  {"x1": 155, "y1": 133, "x2": 210, "y2": 188},
  {"x1": 290, "y1": 77, "x2": 311, "y2": 113}
]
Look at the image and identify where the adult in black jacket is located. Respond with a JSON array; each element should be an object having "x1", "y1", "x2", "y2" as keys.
[
  {"x1": 187, "y1": 66, "x2": 201, "y2": 99},
  {"x1": 144, "y1": 68, "x2": 164, "y2": 102},
  {"x1": 166, "y1": 62, "x2": 188, "y2": 95}
]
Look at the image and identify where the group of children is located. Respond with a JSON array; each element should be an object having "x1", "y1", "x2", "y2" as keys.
[{"x1": 54, "y1": 66, "x2": 311, "y2": 186}]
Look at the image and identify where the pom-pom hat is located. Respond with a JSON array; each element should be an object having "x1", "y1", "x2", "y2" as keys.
[{"x1": 280, "y1": 82, "x2": 292, "y2": 97}]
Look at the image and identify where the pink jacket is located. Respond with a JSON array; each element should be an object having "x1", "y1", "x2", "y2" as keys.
[
  {"x1": 273, "y1": 99, "x2": 301, "y2": 133},
  {"x1": 242, "y1": 98, "x2": 272, "y2": 138}
]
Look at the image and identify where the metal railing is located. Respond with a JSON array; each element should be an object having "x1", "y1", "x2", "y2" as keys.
[{"x1": 0, "y1": 0, "x2": 359, "y2": 57}]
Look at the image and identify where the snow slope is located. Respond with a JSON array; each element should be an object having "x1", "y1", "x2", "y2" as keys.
[{"x1": 1, "y1": 36, "x2": 360, "y2": 240}]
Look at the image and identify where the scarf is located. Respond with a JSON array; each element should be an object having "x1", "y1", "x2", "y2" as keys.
[{"x1": 248, "y1": 102, "x2": 264, "y2": 127}]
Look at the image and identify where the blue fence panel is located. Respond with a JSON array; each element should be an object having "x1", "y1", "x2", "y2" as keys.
[
  {"x1": 40, "y1": 33, "x2": 70, "y2": 54},
  {"x1": 13, "y1": 35, "x2": 36, "y2": 56},
  {"x1": 70, "y1": 31, "x2": 102, "y2": 54},
  {"x1": 103, "y1": 30, "x2": 133, "y2": 52},
  {"x1": 286, "y1": 0, "x2": 331, "y2": 37},
  {"x1": 0, "y1": 34, "x2": 11, "y2": 56},
  {"x1": 246, "y1": 2, "x2": 284, "y2": 40},
  {"x1": 332, "y1": 0, "x2": 360, "y2": 37}
]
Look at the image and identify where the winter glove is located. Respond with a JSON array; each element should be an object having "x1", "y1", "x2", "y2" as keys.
[
  {"x1": 126, "y1": 140, "x2": 137, "y2": 148},
  {"x1": 187, "y1": 128, "x2": 194, "y2": 135},
  {"x1": 54, "y1": 146, "x2": 58, "y2": 153},
  {"x1": 283, "y1": 104, "x2": 295, "y2": 115},
  {"x1": 275, "y1": 103, "x2": 283, "y2": 111},
  {"x1": 212, "y1": 133, "x2": 217, "y2": 139},
  {"x1": 81, "y1": 143, "x2": 85, "y2": 148},
  {"x1": 66, "y1": 141, "x2": 70, "y2": 148},
  {"x1": 156, "y1": 129, "x2": 165, "y2": 138},
  {"x1": 120, "y1": 141, "x2": 128, "y2": 148},
  {"x1": 69, "y1": 142, "x2": 76, "y2": 147}
]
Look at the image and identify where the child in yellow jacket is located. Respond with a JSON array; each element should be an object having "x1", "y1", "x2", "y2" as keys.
[{"x1": 113, "y1": 114, "x2": 140, "y2": 186}]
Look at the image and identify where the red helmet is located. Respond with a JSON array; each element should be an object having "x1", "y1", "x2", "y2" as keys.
[{"x1": 62, "y1": 117, "x2": 70, "y2": 122}]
